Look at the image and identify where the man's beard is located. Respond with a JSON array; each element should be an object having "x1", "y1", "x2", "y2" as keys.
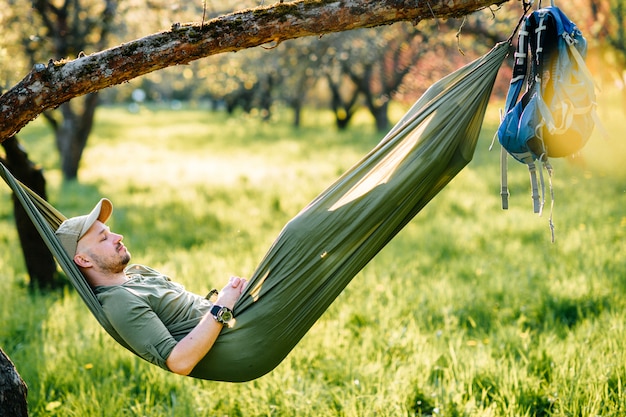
[{"x1": 89, "y1": 250, "x2": 131, "y2": 274}]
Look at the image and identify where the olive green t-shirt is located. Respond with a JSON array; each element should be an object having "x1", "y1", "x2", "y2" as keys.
[{"x1": 94, "y1": 264, "x2": 212, "y2": 370}]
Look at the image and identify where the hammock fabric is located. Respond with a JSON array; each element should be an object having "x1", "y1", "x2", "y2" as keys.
[{"x1": 1, "y1": 41, "x2": 509, "y2": 382}]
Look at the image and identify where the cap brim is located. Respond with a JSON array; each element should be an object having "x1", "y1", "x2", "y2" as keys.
[{"x1": 79, "y1": 198, "x2": 113, "y2": 238}]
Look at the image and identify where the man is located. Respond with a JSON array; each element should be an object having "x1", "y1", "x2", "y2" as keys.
[{"x1": 55, "y1": 198, "x2": 247, "y2": 376}]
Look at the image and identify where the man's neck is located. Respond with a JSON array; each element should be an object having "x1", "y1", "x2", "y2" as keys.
[{"x1": 84, "y1": 270, "x2": 128, "y2": 287}]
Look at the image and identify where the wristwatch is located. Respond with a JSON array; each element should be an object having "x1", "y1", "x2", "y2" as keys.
[{"x1": 210, "y1": 304, "x2": 233, "y2": 325}]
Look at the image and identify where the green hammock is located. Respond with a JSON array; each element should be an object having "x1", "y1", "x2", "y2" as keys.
[{"x1": 1, "y1": 41, "x2": 509, "y2": 382}]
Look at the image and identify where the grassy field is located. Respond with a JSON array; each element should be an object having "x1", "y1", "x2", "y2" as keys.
[{"x1": 1, "y1": 92, "x2": 625, "y2": 416}]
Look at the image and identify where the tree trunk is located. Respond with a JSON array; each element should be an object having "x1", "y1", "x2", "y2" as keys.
[
  {"x1": 1, "y1": 137, "x2": 58, "y2": 289},
  {"x1": 0, "y1": 348, "x2": 28, "y2": 417},
  {"x1": 372, "y1": 101, "x2": 390, "y2": 133},
  {"x1": 258, "y1": 74, "x2": 274, "y2": 122},
  {"x1": 54, "y1": 92, "x2": 99, "y2": 181},
  {"x1": 289, "y1": 98, "x2": 303, "y2": 128},
  {"x1": 336, "y1": 114, "x2": 352, "y2": 131},
  {"x1": 326, "y1": 73, "x2": 360, "y2": 131}
]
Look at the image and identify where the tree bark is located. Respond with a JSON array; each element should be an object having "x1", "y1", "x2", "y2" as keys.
[
  {"x1": 0, "y1": 0, "x2": 509, "y2": 142},
  {"x1": 0, "y1": 348, "x2": 28, "y2": 417}
]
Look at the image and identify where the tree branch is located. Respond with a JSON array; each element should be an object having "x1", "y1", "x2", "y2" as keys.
[{"x1": 0, "y1": 0, "x2": 508, "y2": 141}]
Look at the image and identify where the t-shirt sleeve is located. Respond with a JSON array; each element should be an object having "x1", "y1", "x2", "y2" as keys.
[{"x1": 99, "y1": 287, "x2": 178, "y2": 371}]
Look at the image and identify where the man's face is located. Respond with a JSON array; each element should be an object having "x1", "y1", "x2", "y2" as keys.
[{"x1": 75, "y1": 220, "x2": 131, "y2": 274}]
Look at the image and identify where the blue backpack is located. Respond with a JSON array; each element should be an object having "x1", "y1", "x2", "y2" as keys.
[{"x1": 496, "y1": 3, "x2": 599, "y2": 232}]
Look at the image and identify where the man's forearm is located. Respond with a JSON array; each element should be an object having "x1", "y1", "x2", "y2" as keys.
[
  {"x1": 165, "y1": 313, "x2": 223, "y2": 375},
  {"x1": 166, "y1": 277, "x2": 245, "y2": 376}
]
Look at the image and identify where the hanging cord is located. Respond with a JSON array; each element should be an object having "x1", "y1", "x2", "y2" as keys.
[
  {"x1": 499, "y1": 145, "x2": 509, "y2": 209},
  {"x1": 506, "y1": 1, "x2": 535, "y2": 45},
  {"x1": 528, "y1": 160, "x2": 541, "y2": 213},
  {"x1": 537, "y1": 153, "x2": 546, "y2": 216},
  {"x1": 545, "y1": 160, "x2": 555, "y2": 242}
]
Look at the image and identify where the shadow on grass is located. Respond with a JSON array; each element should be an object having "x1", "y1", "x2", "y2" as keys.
[{"x1": 522, "y1": 293, "x2": 610, "y2": 336}]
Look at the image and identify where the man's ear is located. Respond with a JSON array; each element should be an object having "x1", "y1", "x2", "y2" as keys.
[{"x1": 73, "y1": 253, "x2": 91, "y2": 268}]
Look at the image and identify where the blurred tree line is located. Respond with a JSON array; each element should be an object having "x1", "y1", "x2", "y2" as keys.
[
  {"x1": 2, "y1": 0, "x2": 624, "y2": 182},
  {"x1": 1, "y1": 0, "x2": 520, "y2": 180}
]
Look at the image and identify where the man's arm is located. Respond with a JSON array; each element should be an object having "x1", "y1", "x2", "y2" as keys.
[
  {"x1": 166, "y1": 276, "x2": 246, "y2": 375},
  {"x1": 100, "y1": 287, "x2": 179, "y2": 369}
]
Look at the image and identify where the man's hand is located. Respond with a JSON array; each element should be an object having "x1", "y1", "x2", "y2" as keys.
[{"x1": 215, "y1": 276, "x2": 247, "y2": 310}]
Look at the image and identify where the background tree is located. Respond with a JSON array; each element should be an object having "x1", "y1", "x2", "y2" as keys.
[
  {"x1": 21, "y1": 0, "x2": 117, "y2": 181},
  {"x1": 1, "y1": 0, "x2": 513, "y2": 142},
  {"x1": 323, "y1": 57, "x2": 362, "y2": 130},
  {"x1": 336, "y1": 23, "x2": 439, "y2": 132},
  {"x1": 2, "y1": 0, "x2": 623, "y2": 174},
  {"x1": 0, "y1": 136, "x2": 59, "y2": 289},
  {"x1": 272, "y1": 37, "x2": 331, "y2": 127}
]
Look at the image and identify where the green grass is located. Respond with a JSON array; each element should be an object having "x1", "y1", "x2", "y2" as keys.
[{"x1": 1, "y1": 92, "x2": 626, "y2": 416}]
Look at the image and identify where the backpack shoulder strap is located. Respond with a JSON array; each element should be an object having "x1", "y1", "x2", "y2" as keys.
[
  {"x1": 503, "y1": 17, "x2": 531, "y2": 114},
  {"x1": 499, "y1": 15, "x2": 532, "y2": 210}
]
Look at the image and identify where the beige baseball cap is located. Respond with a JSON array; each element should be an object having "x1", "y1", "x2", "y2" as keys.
[{"x1": 55, "y1": 198, "x2": 113, "y2": 257}]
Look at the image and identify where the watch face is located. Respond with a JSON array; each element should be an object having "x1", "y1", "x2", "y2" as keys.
[
  {"x1": 211, "y1": 305, "x2": 233, "y2": 323},
  {"x1": 219, "y1": 309, "x2": 233, "y2": 322}
]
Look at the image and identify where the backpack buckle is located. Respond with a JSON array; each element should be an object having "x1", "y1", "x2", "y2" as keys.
[{"x1": 562, "y1": 32, "x2": 576, "y2": 46}]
